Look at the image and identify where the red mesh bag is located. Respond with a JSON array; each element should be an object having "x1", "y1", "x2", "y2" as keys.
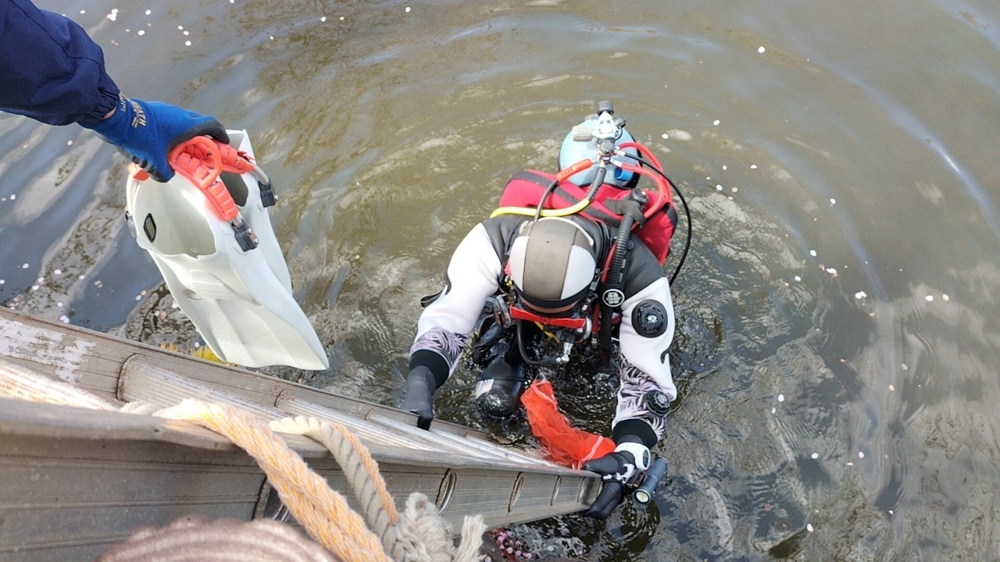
[{"x1": 521, "y1": 379, "x2": 615, "y2": 469}]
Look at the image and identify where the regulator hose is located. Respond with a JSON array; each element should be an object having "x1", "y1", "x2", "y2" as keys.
[
  {"x1": 599, "y1": 208, "x2": 636, "y2": 356},
  {"x1": 516, "y1": 320, "x2": 561, "y2": 368},
  {"x1": 632, "y1": 154, "x2": 692, "y2": 286}
]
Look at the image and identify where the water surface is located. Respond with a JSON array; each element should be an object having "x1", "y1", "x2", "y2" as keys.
[{"x1": 2, "y1": 0, "x2": 999, "y2": 559}]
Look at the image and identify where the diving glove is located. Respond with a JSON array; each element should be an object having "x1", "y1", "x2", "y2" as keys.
[
  {"x1": 84, "y1": 94, "x2": 228, "y2": 182},
  {"x1": 581, "y1": 441, "x2": 650, "y2": 519},
  {"x1": 401, "y1": 366, "x2": 436, "y2": 430}
]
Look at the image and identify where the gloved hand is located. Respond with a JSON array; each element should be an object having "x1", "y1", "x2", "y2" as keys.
[
  {"x1": 83, "y1": 94, "x2": 229, "y2": 182},
  {"x1": 400, "y1": 366, "x2": 437, "y2": 430},
  {"x1": 581, "y1": 442, "x2": 650, "y2": 519}
]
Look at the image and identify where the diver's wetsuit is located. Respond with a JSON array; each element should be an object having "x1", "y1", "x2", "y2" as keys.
[{"x1": 408, "y1": 213, "x2": 676, "y2": 449}]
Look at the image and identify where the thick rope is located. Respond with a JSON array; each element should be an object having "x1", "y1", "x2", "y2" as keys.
[
  {"x1": 270, "y1": 415, "x2": 487, "y2": 562},
  {"x1": 155, "y1": 399, "x2": 391, "y2": 562},
  {"x1": 96, "y1": 515, "x2": 342, "y2": 562},
  {"x1": 270, "y1": 416, "x2": 400, "y2": 558}
]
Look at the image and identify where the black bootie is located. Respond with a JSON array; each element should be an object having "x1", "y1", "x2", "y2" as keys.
[
  {"x1": 401, "y1": 366, "x2": 436, "y2": 430},
  {"x1": 474, "y1": 355, "x2": 526, "y2": 418}
]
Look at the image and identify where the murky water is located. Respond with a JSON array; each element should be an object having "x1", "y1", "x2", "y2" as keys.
[{"x1": 3, "y1": 0, "x2": 1000, "y2": 559}]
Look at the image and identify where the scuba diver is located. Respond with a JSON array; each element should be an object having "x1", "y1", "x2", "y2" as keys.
[{"x1": 402, "y1": 102, "x2": 686, "y2": 519}]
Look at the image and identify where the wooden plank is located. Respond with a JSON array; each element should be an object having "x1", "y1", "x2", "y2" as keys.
[
  {"x1": 0, "y1": 398, "x2": 598, "y2": 560},
  {"x1": 0, "y1": 356, "x2": 122, "y2": 410},
  {"x1": 0, "y1": 407, "x2": 266, "y2": 562},
  {"x1": 0, "y1": 307, "x2": 603, "y2": 556},
  {"x1": 278, "y1": 393, "x2": 550, "y2": 465},
  {"x1": 0, "y1": 308, "x2": 487, "y2": 439}
]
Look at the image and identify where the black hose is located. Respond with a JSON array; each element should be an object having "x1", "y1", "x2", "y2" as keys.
[
  {"x1": 633, "y1": 154, "x2": 691, "y2": 286},
  {"x1": 533, "y1": 178, "x2": 560, "y2": 222},
  {"x1": 600, "y1": 210, "x2": 635, "y2": 355},
  {"x1": 586, "y1": 164, "x2": 608, "y2": 201},
  {"x1": 516, "y1": 320, "x2": 561, "y2": 367}
]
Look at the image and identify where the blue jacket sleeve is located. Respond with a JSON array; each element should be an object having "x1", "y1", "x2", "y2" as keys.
[{"x1": 0, "y1": 0, "x2": 120, "y2": 126}]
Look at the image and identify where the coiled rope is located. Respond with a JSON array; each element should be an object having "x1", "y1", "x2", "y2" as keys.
[{"x1": 154, "y1": 399, "x2": 486, "y2": 562}]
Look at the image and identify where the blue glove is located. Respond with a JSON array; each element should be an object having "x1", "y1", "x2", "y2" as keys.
[
  {"x1": 581, "y1": 442, "x2": 650, "y2": 519},
  {"x1": 83, "y1": 95, "x2": 229, "y2": 182}
]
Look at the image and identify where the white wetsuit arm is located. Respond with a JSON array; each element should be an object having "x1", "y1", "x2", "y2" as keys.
[
  {"x1": 409, "y1": 223, "x2": 503, "y2": 383},
  {"x1": 612, "y1": 276, "x2": 676, "y2": 444}
]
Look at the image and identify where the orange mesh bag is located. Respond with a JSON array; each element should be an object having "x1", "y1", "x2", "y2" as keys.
[{"x1": 521, "y1": 379, "x2": 615, "y2": 469}]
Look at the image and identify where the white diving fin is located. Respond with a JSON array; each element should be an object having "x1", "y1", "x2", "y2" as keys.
[{"x1": 124, "y1": 130, "x2": 329, "y2": 370}]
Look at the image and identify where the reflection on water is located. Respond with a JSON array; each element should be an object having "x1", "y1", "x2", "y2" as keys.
[{"x1": 2, "y1": 0, "x2": 1000, "y2": 559}]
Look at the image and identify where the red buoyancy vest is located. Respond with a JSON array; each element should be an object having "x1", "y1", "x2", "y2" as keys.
[{"x1": 498, "y1": 170, "x2": 676, "y2": 265}]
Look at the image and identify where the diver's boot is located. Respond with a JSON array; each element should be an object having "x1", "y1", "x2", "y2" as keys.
[
  {"x1": 401, "y1": 366, "x2": 436, "y2": 430},
  {"x1": 474, "y1": 356, "x2": 527, "y2": 418}
]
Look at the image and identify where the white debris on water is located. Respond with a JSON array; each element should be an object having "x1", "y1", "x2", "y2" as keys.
[
  {"x1": 666, "y1": 129, "x2": 692, "y2": 141},
  {"x1": 21, "y1": 263, "x2": 28, "y2": 269},
  {"x1": 59, "y1": 315, "x2": 70, "y2": 323},
  {"x1": 855, "y1": 291, "x2": 867, "y2": 299},
  {"x1": 889, "y1": 384, "x2": 895, "y2": 391},
  {"x1": 943, "y1": 294, "x2": 950, "y2": 301},
  {"x1": 771, "y1": 407, "x2": 776, "y2": 414},
  {"x1": 713, "y1": 119, "x2": 720, "y2": 126},
  {"x1": 925, "y1": 295, "x2": 934, "y2": 302},
  {"x1": 758, "y1": 46, "x2": 766, "y2": 53},
  {"x1": 901, "y1": 363, "x2": 908, "y2": 370},
  {"x1": 794, "y1": 276, "x2": 801, "y2": 282},
  {"x1": 830, "y1": 198, "x2": 836, "y2": 205},
  {"x1": 807, "y1": 524, "x2": 814, "y2": 533},
  {"x1": 858, "y1": 451, "x2": 865, "y2": 459},
  {"x1": 751, "y1": 164, "x2": 757, "y2": 169},
  {"x1": 661, "y1": 133, "x2": 669, "y2": 139},
  {"x1": 406, "y1": 6, "x2": 411, "y2": 12},
  {"x1": 825, "y1": 267, "x2": 838, "y2": 277},
  {"x1": 777, "y1": 394, "x2": 785, "y2": 402},
  {"x1": 811, "y1": 453, "x2": 819, "y2": 459}
]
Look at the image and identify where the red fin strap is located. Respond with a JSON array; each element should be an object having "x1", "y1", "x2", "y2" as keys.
[{"x1": 168, "y1": 137, "x2": 253, "y2": 222}]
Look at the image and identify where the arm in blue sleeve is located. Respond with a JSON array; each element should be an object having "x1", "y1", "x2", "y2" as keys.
[{"x1": 0, "y1": 0, "x2": 120, "y2": 126}]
